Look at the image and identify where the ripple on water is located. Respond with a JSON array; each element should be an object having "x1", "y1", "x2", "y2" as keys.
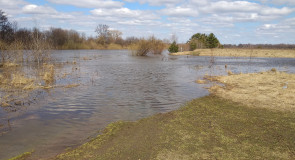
[{"x1": 1, "y1": 50, "x2": 295, "y2": 159}]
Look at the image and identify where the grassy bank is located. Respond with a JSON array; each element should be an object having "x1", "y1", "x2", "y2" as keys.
[
  {"x1": 208, "y1": 71, "x2": 295, "y2": 111},
  {"x1": 53, "y1": 95, "x2": 295, "y2": 160},
  {"x1": 170, "y1": 48, "x2": 295, "y2": 58}
]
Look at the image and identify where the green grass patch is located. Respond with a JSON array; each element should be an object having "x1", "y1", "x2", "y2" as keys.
[{"x1": 55, "y1": 95, "x2": 295, "y2": 160}]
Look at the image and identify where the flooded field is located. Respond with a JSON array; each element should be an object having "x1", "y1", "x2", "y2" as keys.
[{"x1": 1, "y1": 50, "x2": 295, "y2": 159}]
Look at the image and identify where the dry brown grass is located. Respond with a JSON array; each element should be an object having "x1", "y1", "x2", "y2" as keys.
[
  {"x1": 196, "y1": 79, "x2": 207, "y2": 84},
  {"x1": 209, "y1": 71, "x2": 295, "y2": 111},
  {"x1": 3, "y1": 62, "x2": 19, "y2": 67},
  {"x1": 82, "y1": 57, "x2": 92, "y2": 61},
  {"x1": 171, "y1": 48, "x2": 295, "y2": 58},
  {"x1": 11, "y1": 74, "x2": 34, "y2": 87},
  {"x1": 42, "y1": 64, "x2": 55, "y2": 86},
  {"x1": 170, "y1": 51, "x2": 192, "y2": 56},
  {"x1": 107, "y1": 43, "x2": 125, "y2": 50},
  {"x1": 227, "y1": 70, "x2": 234, "y2": 75},
  {"x1": 64, "y1": 84, "x2": 80, "y2": 88},
  {"x1": 0, "y1": 72, "x2": 39, "y2": 93}
]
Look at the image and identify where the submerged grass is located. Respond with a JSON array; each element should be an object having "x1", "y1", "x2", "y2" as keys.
[{"x1": 53, "y1": 95, "x2": 295, "y2": 160}]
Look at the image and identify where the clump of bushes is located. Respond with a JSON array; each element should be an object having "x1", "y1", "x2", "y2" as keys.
[
  {"x1": 187, "y1": 33, "x2": 220, "y2": 51},
  {"x1": 132, "y1": 36, "x2": 165, "y2": 56}
]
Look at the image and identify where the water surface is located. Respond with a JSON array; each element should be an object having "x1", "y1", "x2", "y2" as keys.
[{"x1": 0, "y1": 50, "x2": 294, "y2": 159}]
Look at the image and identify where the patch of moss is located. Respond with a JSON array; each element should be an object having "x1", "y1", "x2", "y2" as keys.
[{"x1": 55, "y1": 96, "x2": 295, "y2": 160}]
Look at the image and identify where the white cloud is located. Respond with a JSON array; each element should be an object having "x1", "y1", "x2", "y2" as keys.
[
  {"x1": 47, "y1": 0, "x2": 123, "y2": 8},
  {"x1": 91, "y1": 7, "x2": 158, "y2": 21},
  {"x1": 0, "y1": 0, "x2": 26, "y2": 8},
  {"x1": 0, "y1": 0, "x2": 27, "y2": 15},
  {"x1": 124, "y1": 0, "x2": 183, "y2": 6},
  {"x1": 270, "y1": 0, "x2": 295, "y2": 6},
  {"x1": 201, "y1": 1, "x2": 261, "y2": 13},
  {"x1": 260, "y1": 7, "x2": 294, "y2": 16},
  {"x1": 161, "y1": 6, "x2": 198, "y2": 17},
  {"x1": 199, "y1": 1, "x2": 294, "y2": 17},
  {"x1": 91, "y1": 8, "x2": 139, "y2": 18},
  {"x1": 258, "y1": 18, "x2": 295, "y2": 31},
  {"x1": 22, "y1": 4, "x2": 58, "y2": 14}
]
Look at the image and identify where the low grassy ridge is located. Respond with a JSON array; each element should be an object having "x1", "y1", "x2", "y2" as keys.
[
  {"x1": 52, "y1": 95, "x2": 295, "y2": 160},
  {"x1": 170, "y1": 48, "x2": 295, "y2": 58},
  {"x1": 209, "y1": 71, "x2": 295, "y2": 111}
]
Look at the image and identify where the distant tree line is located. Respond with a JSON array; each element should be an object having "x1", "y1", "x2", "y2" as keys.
[
  {"x1": 0, "y1": 10, "x2": 166, "y2": 51},
  {"x1": 223, "y1": 44, "x2": 295, "y2": 49}
]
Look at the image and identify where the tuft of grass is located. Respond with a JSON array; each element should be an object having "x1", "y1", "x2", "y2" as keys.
[
  {"x1": 42, "y1": 64, "x2": 55, "y2": 86},
  {"x1": 3, "y1": 62, "x2": 19, "y2": 67},
  {"x1": 82, "y1": 57, "x2": 92, "y2": 61},
  {"x1": 55, "y1": 95, "x2": 295, "y2": 160},
  {"x1": 8, "y1": 151, "x2": 34, "y2": 160},
  {"x1": 196, "y1": 79, "x2": 207, "y2": 84},
  {"x1": 64, "y1": 84, "x2": 80, "y2": 88},
  {"x1": 271, "y1": 68, "x2": 277, "y2": 72},
  {"x1": 11, "y1": 74, "x2": 34, "y2": 87},
  {"x1": 227, "y1": 70, "x2": 234, "y2": 75}
]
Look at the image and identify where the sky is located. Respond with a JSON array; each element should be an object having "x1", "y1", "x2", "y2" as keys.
[{"x1": 1, "y1": 0, "x2": 295, "y2": 44}]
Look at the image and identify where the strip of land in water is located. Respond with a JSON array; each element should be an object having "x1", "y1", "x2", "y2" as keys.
[
  {"x1": 11, "y1": 70, "x2": 295, "y2": 160},
  {"x1": 170, "y1": 48, "x2": 295, "y2": 58}
]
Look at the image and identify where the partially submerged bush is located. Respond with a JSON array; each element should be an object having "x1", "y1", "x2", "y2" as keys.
[
  {"x1": 149, "y1": 36, "x2": 165, "y2": 55},
  {"x1": 131, "y1": 39, "x2": 151, "y2": 56},
  {"x1": 42, "y1": 64, "x2": 55, "y2": 86},
  {"x1": 132, "y1": 36, "x2": 165, "y2": 56}
]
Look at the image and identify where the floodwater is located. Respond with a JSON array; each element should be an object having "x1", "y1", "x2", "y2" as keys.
[{"x1": 0, "y1": 50, "x2": 295, "y2": 159}]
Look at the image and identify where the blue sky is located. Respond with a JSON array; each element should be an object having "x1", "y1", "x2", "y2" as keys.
[{"x1": 1, "y1": 0, "x2": 295, "y2": 44}]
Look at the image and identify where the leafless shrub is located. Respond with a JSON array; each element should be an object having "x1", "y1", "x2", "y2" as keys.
[
  {"x1": 30, "y1": 28, "x2": 52, "y2": 66},
  {"x1": 132, "y1": 36, "x2": 165, "y2": 56}
]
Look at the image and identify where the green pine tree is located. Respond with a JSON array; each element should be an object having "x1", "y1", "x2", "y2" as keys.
[
  {"x1": 206, "y1": 33, "x2": 220, "y2": 48},
  {"x1": 168, "y1": 41, "x2": 179, "y2": 53}
]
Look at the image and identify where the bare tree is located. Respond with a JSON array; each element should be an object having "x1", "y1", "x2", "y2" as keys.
[
  {"x1": 95, "y1": 24, "x2": 110, "y2": 45},
  {"x1": 109, "y1": 30, "x2": 122, "y2": 41},
  {"x1": 170, "y1": 33, "x2": 178, "y2": 43}
]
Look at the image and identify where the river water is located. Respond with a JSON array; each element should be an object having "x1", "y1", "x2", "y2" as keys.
[{"x1": 0, "y1": 50, "x2": 294, "y2": 159}]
